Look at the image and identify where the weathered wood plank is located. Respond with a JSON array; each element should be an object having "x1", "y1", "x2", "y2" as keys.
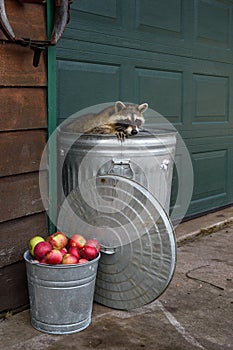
[
  {"x1": 0, "y1": 0, "x2": 48, "y2": 315},
  {"x1": 0, "y1": 0, "x2": 46, "y2": 41},
  {"x1": 0, "y1": 88, "x2": 47, "y2": 131},
  {"x1": 0, "y1": 212, "x2": 48, "y2": 267},
  {"x1": 0, "y1": 43, "x2": 47, "y2": 86},
  {"x1": 0, "y1": 172, "x2": 48, "y2": 223},
  {"x1": 0, "y1": 261, "x2": 29, "y2": 312},
  {"x1": 0, "y1": 130, "x2": 47, "y2": 177}
]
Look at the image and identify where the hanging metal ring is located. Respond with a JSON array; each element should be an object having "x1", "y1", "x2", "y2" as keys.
[{"x1": 0, "y1": 0, "x2": 72, "y2": 66}]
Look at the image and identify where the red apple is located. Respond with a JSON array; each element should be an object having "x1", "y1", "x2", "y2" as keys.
[
  {"x1": 60, "y1": 247, "x2": 67, "y2": 256},
  {"x1": 86, "y1": 238, "x2": 100, "y2": 253},
  {"x1": 68, "y1": 246, "x2": 80, "y2": 260},
  {"x1": 78, "y1": 258, "x2": 89, "y2": 264},
  {"x1": 80, "y1": 245, "x2": 98, "y2": 260},
  {"x1": 47, "y1": 232, "x2": 68, "y2": 250},
  {"x1": 69, "y1": 234, "x2": 86, "y2": 249},
  {"x1": 34, "y1": 241, "x2": 52, "y2": 260},
  {"x1": 39, "y1": 257, "x2": 47, "y2": 264},
  {"x1": 45, "y1": 249, "x2": 63, "y2": 264},
  {"x1": 62, "y1": 253, "x2": 79, "y2": 264}
]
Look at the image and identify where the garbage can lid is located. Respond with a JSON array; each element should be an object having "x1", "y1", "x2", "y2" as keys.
[{"x1": 57, "y1": 175, "x2": 176, "y2": 310}]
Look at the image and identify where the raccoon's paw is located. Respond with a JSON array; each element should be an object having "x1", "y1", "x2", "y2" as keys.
[{"x1": 116, "y1": 131, "x2": 126, "y2": 142}]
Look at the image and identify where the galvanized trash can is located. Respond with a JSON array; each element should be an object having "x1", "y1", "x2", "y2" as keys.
[
  {"x1": 58, "y1": 128, "x2": 176, "y2": 214},
  {"x1": 57, "y1": 125, "x2": 177, "y2": 310},
  {"x1": 24, "y1": 251, "x2": 100, "y2": 334}
]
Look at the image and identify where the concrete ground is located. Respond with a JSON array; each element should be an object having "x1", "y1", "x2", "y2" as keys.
[{"x1": 0, "y1": 208, "x2": 233, "y2": 350}]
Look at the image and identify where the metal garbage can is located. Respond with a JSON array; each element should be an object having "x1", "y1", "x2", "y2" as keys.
[
  {"x1": 57, "y1": 126, "x2": 177, "y2": 310},
  {"x1": 24, "y1": 251, "x2": 100, "y2": 334},
  {"x1": 58, "y1": 128, "x2": 176, "y2": 214}
]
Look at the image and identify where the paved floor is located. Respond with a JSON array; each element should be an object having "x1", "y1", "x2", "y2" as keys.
[
  {"x1": 0, "y1": 211, "x2": 233, "y2": 350},
  {"x1": 175, "y1": 205, "x2": 233, "y2": 243}
]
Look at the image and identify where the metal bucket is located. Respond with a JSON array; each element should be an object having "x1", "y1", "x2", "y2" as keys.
[
  {"x1": 58, "y1": 128, "x2": 177, "y2": 214},
  {"x1": 24, "y1": 251, "x2": 100, "y2": 334}
]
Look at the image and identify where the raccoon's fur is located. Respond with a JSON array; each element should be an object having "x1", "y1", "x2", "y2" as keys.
[{"x1": 65, "y1": 101, "x2": 148, "y2": 140}]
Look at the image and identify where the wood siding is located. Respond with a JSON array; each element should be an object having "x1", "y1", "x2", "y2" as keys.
[{"x1": 0, "y1": 1, "x2": 48, "y2": 314}]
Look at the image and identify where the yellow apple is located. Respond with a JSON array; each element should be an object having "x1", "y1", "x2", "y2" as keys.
[{"x1": 29, "y1": 236, "x2": 45, "y2": 256}]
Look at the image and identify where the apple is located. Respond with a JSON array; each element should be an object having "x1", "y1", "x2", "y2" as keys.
[
  {"x1": 68, "y1": 246, "x2": 80, "y2": 260},
  {"x1": 32, "y1": 259, "x2": 40, "y2": 264},
  {"x1": 29, "y1": 236, "x2": 45, "y2": 256},
  {"x1": 45, "y1": 249, "x2": 63, "y2": 264},
  {"x1": 60, "y1": 247, "x2": 68, "y2": 256},
  {"x1": 80, "y1": 245, "x2": 98, "y2": 260},
  {"x1": 62, "y1": 253, "x2": 79, "y2": 264},
  {"x1": 69, "y1": 234, "x2": 86, "y2": 249},
  {"x1": 34, "y1": 241, "x2": 52, "y2": 260},
  {"x1": 86, "y1": 238, "x2": 100, "y2": 253},
  {"x1": 78, "y1": 258, "x2": 89, "y2": 264},
  {"x1": 47, "y1": 232, "x2": 68, "y2": 250}
]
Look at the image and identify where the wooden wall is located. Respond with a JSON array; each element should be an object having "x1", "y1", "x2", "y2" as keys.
[{"x1": 0, "y1": 1, "x2": 48, "y2": 314}]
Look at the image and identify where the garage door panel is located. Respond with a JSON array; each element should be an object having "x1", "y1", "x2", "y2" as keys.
[
  {"x1": 75, "y1": 0, "x2": 117, "y2": 17},
  {"x1": 70, "y1": 0, "x2": 121, "y2": 28},
  {"x1": 134, "y1": 58, "x2": 233, "y2": 132},
  {"x1": 195, "y1": 0, "x2": 231, "y2": 48},
  {"x1": 136, "y1": 0, "x2": 182, "y2": 36},
  {"x1": 186, "y1": 138, "x2": 233, "y2": 215},
  {"x1": 57, "y1": 60, "x2": 121, "y2": 123},
  {"x1": 134, "y1": 0, "x2": 233, "y2": 61},
  {"x1": 192, "y1": 74, "x2": 229, "y2": 123},
  {"x1": 170, "y1": 142, "x2": 230, "y2": 218},
  {"x1": 66, "y1": 0, "x2": 233, "y2": 63},
  {"x1": 192, "y1": 149, "x2": 227, "y2": 200},
  {"x1": 136, "y1": 67, "x2": 183, "y2": 125},
  {"x1": 57, "y1": 42, "x2": 233, "y2": 134}
]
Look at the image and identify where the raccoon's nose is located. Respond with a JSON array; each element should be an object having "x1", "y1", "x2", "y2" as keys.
[{"x1": 131, "y1": 129, "x2": 138, "y2": 135}]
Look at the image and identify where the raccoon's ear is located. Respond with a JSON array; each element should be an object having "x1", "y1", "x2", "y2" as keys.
[
  {"x1": 138, "y1": 103, "x2": 148, "y2": 113},
  {"x1": 115, "y1": 101, "x2": 126, "y2": 113}
]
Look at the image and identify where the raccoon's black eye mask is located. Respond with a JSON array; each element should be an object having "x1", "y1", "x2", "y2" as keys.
[
  {"x1": 115, "y1": 123, "x2": 128, "y2": 131},
  {"x1": 115, "y1": 119, "x2": 142, "y2": 127}
]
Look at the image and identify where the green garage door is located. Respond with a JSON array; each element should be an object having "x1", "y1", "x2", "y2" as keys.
[{"x1": 56, "y1": 0, "x2": 233, "y2": 217}]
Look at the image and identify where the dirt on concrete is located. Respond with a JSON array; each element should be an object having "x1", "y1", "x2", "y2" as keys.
[{"x1": 0, "y1": 225, "x2": 232, "y2": 350}]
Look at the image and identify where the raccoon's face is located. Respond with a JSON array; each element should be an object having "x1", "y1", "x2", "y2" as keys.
[{"x1": 111, "y1": 101, "x2": 148, "y2": 136}]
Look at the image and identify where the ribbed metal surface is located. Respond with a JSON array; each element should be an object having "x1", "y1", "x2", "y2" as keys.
[
  {"x1": 57, "y1": 175, "x2": 176, "y2": 310},
  {"x1": 58, "y1": 128, "x2": 176, "y2": 214},
  {"x1": 24, "y1": 251, "x2": 100, "y2": 334}
]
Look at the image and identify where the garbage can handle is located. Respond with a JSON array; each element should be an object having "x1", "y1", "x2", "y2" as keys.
[
  {"x1": 160, "y1": 159, "x2": 170, "y2": 171},
  {"x1": 107, "y1": 159, "x2": 135, "y2": 179}
]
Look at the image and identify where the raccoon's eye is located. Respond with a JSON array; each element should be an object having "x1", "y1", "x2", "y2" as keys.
[
  {"x1": 136, "y1": 120, "x2": 142, "y2": 126},
  {"x1": 115, "y1": 123, "x2": 127, "y2": 130},
  {"x1": 123, "y1": 119, "x2": 131, "y2": 125}
]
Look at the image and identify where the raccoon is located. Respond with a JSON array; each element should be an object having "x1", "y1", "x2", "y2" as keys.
[{"x1": 65, "y1": 101, "x2": 148, "y2": 140}]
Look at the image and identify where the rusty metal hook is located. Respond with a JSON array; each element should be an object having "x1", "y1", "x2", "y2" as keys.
[
  {"x1": 0, "y1": 0, "x2": 72, "y2": 66},
  {"x1": 51, "y1": 0, "x2": 72, "y2": 45}
]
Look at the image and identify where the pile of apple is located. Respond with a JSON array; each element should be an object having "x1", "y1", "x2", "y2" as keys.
[{"x1": 28, "y1": 232, "x2": 100, "y2": 265}]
